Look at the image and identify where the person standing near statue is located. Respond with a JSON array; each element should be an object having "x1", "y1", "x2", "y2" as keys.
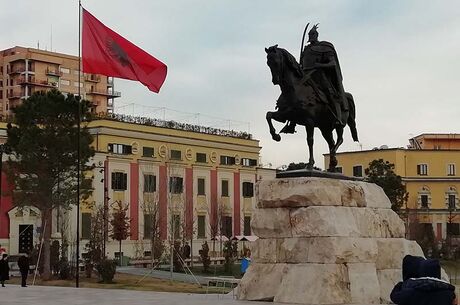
[
  {"x1": 0, "y1": 253, "x2": 9, "y2": 287},
  {"x1": 18, "y1": 253, "x2": 30, "y2": 287}
]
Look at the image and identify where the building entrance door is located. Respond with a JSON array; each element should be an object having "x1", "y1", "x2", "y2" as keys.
[{"x1": 18, "y1": 224, "x2": 33, "y2": 254}]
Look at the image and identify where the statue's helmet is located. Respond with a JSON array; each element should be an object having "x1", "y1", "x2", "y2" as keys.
[{"x1": 308, "y1": 24, "x2": 319, "y2": 42}]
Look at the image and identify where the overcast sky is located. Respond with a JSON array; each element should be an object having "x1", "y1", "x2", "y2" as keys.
[{"x1": 2, "y1": 1, "x2": 460, "y2": 169}]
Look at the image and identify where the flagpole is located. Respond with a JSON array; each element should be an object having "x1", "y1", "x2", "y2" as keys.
[{"x1": 76, "y1": 0, "x2": 82, "y2": 289}]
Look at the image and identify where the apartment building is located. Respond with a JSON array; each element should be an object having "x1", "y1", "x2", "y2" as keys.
[{"x1": 0, "y1": 46, "x2": 120, "y2": 117}]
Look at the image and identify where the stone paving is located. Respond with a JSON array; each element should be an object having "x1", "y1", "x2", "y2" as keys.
[
  {"x1": 0, "y1": 285, "x2": 276, "y2": 305},
  {"x1": 117, "y1": 266, "x2": 209, "y2": 285}
]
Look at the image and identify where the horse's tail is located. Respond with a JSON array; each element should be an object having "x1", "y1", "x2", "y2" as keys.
[{"x1": 345, "y1": 92, "x2": 359, "y2": 142}]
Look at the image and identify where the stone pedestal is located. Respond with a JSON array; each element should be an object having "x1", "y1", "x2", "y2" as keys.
[{"x1": 237, "y1": 177, "x2": 441, "y2": 304}]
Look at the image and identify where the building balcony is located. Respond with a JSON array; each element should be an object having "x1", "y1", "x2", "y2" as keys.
[
  {"x1": 18, "y1": 77, "x2": 58, "y2": 88},
  {"x1": 87, "y1": 88, "x2": 121, "y2": 98},
  {"x1": 46, "y1": 68, "x2": 62, "y2": 77},
  {"x1": 8, "y1": 67, "x2": 26, "y2": 75},
  {"x1": 7, "y1": 90, "x2": 24, "y2": 100},
  {"x1": 85, "y1": 75, "x2": 101, "y2": 83}
]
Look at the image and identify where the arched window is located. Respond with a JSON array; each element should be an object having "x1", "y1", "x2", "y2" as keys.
[
  {"x1": 445, "y1": 186, "x2": 458, "y2": 210},
  {"x1": 417, "y1": 186, "x2": 431, "y2": 209}
]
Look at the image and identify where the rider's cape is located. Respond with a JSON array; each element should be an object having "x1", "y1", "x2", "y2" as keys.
[{"x1": 305, "y1": 41, "x2": 345, "y2": 100}]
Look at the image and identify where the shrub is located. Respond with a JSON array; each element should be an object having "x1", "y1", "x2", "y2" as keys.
[
  {"x1": 59, "y1": 259, "x2": 71, "y2": 280},
  {"x1": 96, "y1": 259, "x2": 117, "y2": 283}
]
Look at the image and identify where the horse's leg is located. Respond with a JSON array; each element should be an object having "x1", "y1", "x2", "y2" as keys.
[
  {"x1": 305, "y1": 122, "x2": 315, "y2": 169},
  {"x1": 320, "y1": 127, "x2": 337, "y2": 172},
  {"x1": 266, "y1": 111, "x2": 284, "y2": 142},
  {"x1": 334, "y1": 126, "x2": 344, "y2": 153}
]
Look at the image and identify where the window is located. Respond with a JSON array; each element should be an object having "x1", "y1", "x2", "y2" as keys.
[
  {"x1": 417, "y1": 164, "x2": 428, "y2": 176},
  {"x1": 242, "y1": 182, "x2": 254, "y2": 198},
  {"x1": 448, "y1": 164, "x2": 456, "y2": 176},
  {"x1": 244, "y1": 216, "x2": 251, "y2": 236},
  {"x1": 10, "y1": 79, "x2": 13, "y2": 86},
  {"x1": 111, "y1": 172, "x2": 127, "y2": 190},
  {"x1": 221, "y1": 216, "x2": 233, "y2": 238},
  {"x1": 241, "y1": 158, "x2": 258, "y2": 167},
  {"x1": 0, "y1": 90, "x2": 2, "y2": 99},
  {"x1": 144, "y1": 214, "x2": 152, "y2": 239},
  {"x1": 196, "y1": 153, "x2": 207, "y2": 163},
  {"x1": 448, "y1": 194, "x2": 456, "y2": 210},
  {"x1": 170, "y1": 149, "x2": 182, "y2": 160},
  {"x1": 60, "y1": 79, "x2": 70, "y2": 86},
  {"x1": 447, "y1": 223, "x2": 460, "y2": 236},
  {"x1": 197, "y1": 215, "x2": 206, "y2": 238},
  {"x1": 221, "y1": 180, "x2": 229, "y2": 197},
  {"x1": 352, "y1": 165, "x2": 363, "y2": 177},
  {"x1": 0, "y1": 80, "x2": 3, "y2": 86},
  {"x1": 169, "y1": 177, "x2": 183, "y2": 193},
  {"x1": 421, "y1": 195, "x2": 429, "y2": 208},
  {"x1": 60, "y1": 67, "x2": 70, "y2": 74},
  {"x1": 108, "y1": 143, "x2": 132, "y2": 155},
  {"x1": 144, "y1": 174, "x2": 156, "y2": 193},
  {"x1": 143, "y1": 146, "x2": 154, "y2": 157},
  {"x1": 335, "y1": 166, "x2": 343, "y2": 174},
  {"x1": 220, "y1": 155, "x2": 236, "y2": 165},
  {"x1": 81, "y1": 213, "x2": 91, "y2": 239},
  {"x1": 197, "y1": 178, "x2": 205, "y2": 195}
]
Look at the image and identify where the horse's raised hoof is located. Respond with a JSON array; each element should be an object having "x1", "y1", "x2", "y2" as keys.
[{"x1": 272, "y1": 134, "x2": 281, "y2": 142}]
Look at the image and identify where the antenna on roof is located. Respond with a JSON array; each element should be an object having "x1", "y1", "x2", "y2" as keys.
[{"x1": 37, "y1": 41, "x2": 40, "y2": 49}]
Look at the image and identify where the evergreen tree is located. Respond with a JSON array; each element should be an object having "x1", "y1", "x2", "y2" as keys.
[
  {"x1": 6, "y1": 89, "x2": 94, "y2": 279},
  {"x1": 365, "y1": 159, "x2": 408, "y2": 212}
]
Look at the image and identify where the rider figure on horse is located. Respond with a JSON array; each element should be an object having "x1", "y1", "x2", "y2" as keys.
[{"x1": 280, "y1": 24, "x2": 347, "y2": 134}]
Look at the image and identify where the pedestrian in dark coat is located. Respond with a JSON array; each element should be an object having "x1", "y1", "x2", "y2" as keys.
[
  {"x1": 0, "y1": 253, "x2": 9, "y2": 287},
  {"x1": 391, "y1": 255, "x2": 456, "y2": 305},
  {"x1": 18, "y1": 254, "x2": 30, "y2": 287}
]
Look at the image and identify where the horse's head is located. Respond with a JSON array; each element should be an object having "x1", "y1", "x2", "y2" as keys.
[{"x1": 265, "y1": 45, "x2": 302, "y2": 86}]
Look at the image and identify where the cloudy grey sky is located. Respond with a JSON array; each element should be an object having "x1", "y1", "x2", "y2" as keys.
[{"x1": 2, "y1": 1, "x2": 460, "y2": 169}]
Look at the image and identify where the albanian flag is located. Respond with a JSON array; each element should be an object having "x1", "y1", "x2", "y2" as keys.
[{"x1": 82, "y1": 8, "x2": 167, "y2": 93}]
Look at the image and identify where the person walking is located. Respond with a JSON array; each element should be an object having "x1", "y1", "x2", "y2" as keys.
[
  {"x1": 18, "y1": 254, "x2": 30, "y2": 287},
  {"x1": 0, "y1": 253, "x2": 10, "y2": 287},
  {"x1": 391, "y1": 255, "x2": 456, "y2": 305}
]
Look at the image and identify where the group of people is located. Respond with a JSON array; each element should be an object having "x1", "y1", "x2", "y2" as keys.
[
  {"x1": 391, "y1": 255, "x2": 457, "y2": 305},
  {"x1": 0, "y1": 246, "x2": 30, "y2": 288}
]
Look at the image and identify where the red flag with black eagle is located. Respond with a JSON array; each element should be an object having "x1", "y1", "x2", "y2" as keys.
[{"x1": 82, "y1": 8, "x2": 167, "y2": 93}]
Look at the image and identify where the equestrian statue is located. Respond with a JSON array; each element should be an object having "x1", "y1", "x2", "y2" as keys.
[{"x1": 265, "y1": 23, "x2": 359, "y2": 172}]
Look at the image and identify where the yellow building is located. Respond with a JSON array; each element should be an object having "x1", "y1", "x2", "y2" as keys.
[
  {"x1": 0, "y1": 114, "x2": 275, "y2": 257},
  {"x1": 0, "y1": 46, "x2": 120, "y2": 117},
  {"x1": 324, "y1": 134, "x2": 460, "y2": 241}
]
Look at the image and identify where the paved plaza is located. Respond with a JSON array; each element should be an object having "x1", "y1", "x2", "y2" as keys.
[{"x1": 0, "y1": 285, "x2": 276, "y2": 305}]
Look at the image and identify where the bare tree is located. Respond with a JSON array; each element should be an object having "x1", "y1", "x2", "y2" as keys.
[
  {"x1": 110, "y1": 201, "x2": 130, "y2": 266},
  {"x1": 143, "y1": 193, "x2": 164, "y2": 266}
]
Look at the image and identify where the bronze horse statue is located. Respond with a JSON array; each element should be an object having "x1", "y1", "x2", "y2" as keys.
[{"x1": 265, "y1": 45, "x2": 358, "y2": 171}]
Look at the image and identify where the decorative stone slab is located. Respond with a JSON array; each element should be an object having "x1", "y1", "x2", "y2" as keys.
[
  {"x1": 251, "y1": 208, "x2": 292, "y2": 238},
  {"x1": 376, "y1": 238, "x2": 424, "y2": 270},
  {"x1": 252, "y1": 237, "x2": 378, "y2": 264},
  {"x1": 348, "y1": 263, "x2": 380, "y2": 304},
  {"x1": 377, "y1": 269, "x2": 400, "y2": 304},
  {"x1": 289, "y1": 207, "x2": 405, "y2": 238},
  {"x1": 237, "y1": 263, "x2": 287, "y2": 301},
  {"x1": 252, "y1": 206, "x2": 405, "y2": 238},
  {"x1": 274, "y1": 263, "x2": 351, "y2": 304},
  {"x1": 257, "y1": 177, "x2": 391, "y2": 209}
]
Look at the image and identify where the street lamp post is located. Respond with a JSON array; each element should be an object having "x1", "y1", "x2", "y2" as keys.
[{"x1": 0, "y1": 144, "x2": 5, "y2": 216}]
